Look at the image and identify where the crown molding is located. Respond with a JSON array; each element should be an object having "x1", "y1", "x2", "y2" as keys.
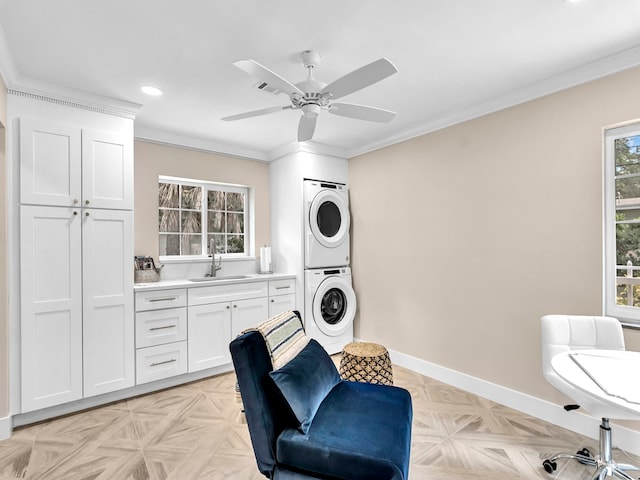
[
  {"x1": 8, "y1": 77, "x2": 142, "y2": 120},
  {"x1": 267, "y1": 140, "x2": 348, "y2": 161},
  {"x1": 347, "y1": 44, "x2": 640, "y2": 158},
  {"x1": 134, "y1": 126, "x2": 271, "y2": 162}
]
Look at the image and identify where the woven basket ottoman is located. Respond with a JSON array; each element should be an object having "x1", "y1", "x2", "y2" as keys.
[{"x1": 338, "y1": 342, "x2": 393, "y2": 386}]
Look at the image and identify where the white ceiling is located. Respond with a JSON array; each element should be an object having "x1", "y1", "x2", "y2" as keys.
[{"x1": 1, "y1": 0, "x2": 640, "y2": 160}]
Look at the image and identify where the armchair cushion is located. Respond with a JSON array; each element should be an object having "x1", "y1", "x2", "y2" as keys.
[
  {"x1": 277, "y1": 381, "x2": 413, "y2": 480},
  {"x1": 269, "y1": 339, "x2": 341, "y2": 433}
]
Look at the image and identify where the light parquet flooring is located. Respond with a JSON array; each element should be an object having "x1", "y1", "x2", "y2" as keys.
[{"x1": 1, "y1": 365, "x2": 639, "y2": 480}]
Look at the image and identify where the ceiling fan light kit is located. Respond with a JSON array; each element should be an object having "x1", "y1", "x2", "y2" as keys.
[{"x1": 222, "y1": 50, "x2": 398, "y2": 142}]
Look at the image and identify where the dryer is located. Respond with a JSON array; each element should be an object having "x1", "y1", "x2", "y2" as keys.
[
  {"x1": 305, "y1": 267, "x2": 355, "y2": 354},
  {"x1": 303, "y1": 179, "x2": 350, "y2": 269}
]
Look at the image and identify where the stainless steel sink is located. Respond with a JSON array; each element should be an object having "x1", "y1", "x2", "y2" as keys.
[{"x1": 188, "y1": 275, "x2": 252, "y2": 282}]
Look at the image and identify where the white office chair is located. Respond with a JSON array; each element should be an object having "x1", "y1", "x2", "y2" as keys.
[{"x1": 541, "y1": 314, "x2": 640, "y2": 479}]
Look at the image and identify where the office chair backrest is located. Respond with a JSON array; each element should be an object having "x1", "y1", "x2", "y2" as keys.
[
  {"x1": 541, "y1": 315, "x2": 625, "y2": 384},
  {"x1": 230, "y1": 329, "x2": 298, "y2": 477}
]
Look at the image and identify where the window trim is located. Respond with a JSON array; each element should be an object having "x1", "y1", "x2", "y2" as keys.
[
  {"x1": 604, "y1": 121, "x2": 640, "y2": 325},
  {"x1": 158, "y1": 175, "x2": 253, "y2": 261}
]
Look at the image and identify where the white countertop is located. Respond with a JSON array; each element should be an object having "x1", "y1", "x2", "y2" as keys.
[{"x1": 134, "y1": 272, "x2": 296, "y2": 292}]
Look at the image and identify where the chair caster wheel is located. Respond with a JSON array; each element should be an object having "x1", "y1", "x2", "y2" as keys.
[
  {"x1": 543, "y1": 459, "x2": 557, "y2": 473},
  {"x1": 576, "y1": 447, "x2": 592, "y2": 464}
]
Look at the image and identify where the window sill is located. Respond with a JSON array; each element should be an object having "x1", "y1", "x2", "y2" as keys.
[{"x1": 159, "y1": 255, "x2": 256, "y2": 265}]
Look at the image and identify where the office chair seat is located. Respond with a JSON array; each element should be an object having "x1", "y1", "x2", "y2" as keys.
[{"x1": 541, "y1": 314, "x2": 640, "y2": 479}]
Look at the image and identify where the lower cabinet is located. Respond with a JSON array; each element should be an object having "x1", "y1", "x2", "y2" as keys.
[
  {"x1": 134, "y1": 278, "x2": 295, "y2": 386},
  {"x1": 134, "y1": 289, "x2": 188, "y2": 385},
  {"x1": 188, "y1": 297, "x2": 268, "y2": 372},
  {"x1": 20, "y1": 205, "x2": 134, "y2": 412}
]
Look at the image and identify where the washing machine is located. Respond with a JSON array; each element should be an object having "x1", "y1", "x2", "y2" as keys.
[
  {"x1": 303, "y1": 179, "x2": 350, "y2": 269},
  {"x1": 305, "y1": 267, "x2": 356, "y2": 354}
]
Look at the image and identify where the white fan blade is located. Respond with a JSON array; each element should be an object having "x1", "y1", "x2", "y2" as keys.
[
  {"x1": 321, "y1": 58, "x2": 398, "y2": 100},
  {"x1": 298, "y1": 115, "x2": 317, "y2": 142},
  {"x1": 233, "y1": 59, "x2": 304, "y2": 97},
  {"x1": 221, "y1": 105, "x2": 292, "y2": 121},
  {"x1": 329, "y1": 103, "x2": 396, "y2": 123}
]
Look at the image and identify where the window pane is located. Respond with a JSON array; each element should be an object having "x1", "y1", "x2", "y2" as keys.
[
  {"x1": 615, "y1": 176, "x2": 640, "y2": 202},
  {"x1": 212, "y1": 234, "x2": 225, "y2": 254},
  {"x1": 208, "y1": 211, "x2": 225, "y2": 233},
  {"x1": 182, "y1": 234, "x2": 202, "y2": 255},
  {"x1": 160, "y1": 234, "x2": 180, "y2": 256},
  {"x1": 227, "y1": 192, "x2": 244, "y2": 212},
  {"x1": 615, "y1": 136, "x2": 640, "y2": 175},
  {"x1": 159, "y1": 183, "x2": 179, "y2": 208},
  {"x1": 181, "y1": 185, "x2": 202, "y2": 209},
  {"x1": 208, "y1": 190, "x2": 224, "y2": 210},
  {"x1": 227, "y1": 212, "x2": 244, "y2": 234},
  {"x1": 616, "y1": 211, "x2": 640, "y2": 222},
  {"x1": 181, "y1": 211, "x2": 201, "y2": 234},
  {"x1": 227, "y1": 235, "x2": 244, "y2": 254},
  {"x1": 615, "y1": 222, "x2": 640, "y2": 266},
  {"x1": 159, "y1": 209, "x2": 179, "y2": 232}
]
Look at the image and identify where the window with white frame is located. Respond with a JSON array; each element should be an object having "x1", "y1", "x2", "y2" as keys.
[
  {"x1": 158, "y1": 176, "x2": 249, "y2": 257},
  {"x1": 604, "y1": 122, "x2": 640, "y2": 324}
]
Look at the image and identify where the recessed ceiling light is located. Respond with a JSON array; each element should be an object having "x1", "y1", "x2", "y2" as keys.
[{"x1": 141, "y1": 85, "x2": 163, "y2": 97}]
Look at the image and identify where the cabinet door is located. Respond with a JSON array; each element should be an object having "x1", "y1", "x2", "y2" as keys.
[
  {"x1": 20, "y1": 205, "x2": 83, "y2": 412},
  {"x1": 269, "y1": 293, "x2": 296, "y2": 318},
  {"x1": 188, "y1": 303, "x2": 232, "y2": 372},
  {"x1": 232, "y1": 297, "x2": 269, "y2": 338},
  {"x1": 82, "y1": 129, "x2": 133, "y2": 210},
  {"x1": 82, "y1": 209, "x2": 135, "y2": 397},
  {"x1": 20, "y1": 119, "x2": 81, "y2": 207}
]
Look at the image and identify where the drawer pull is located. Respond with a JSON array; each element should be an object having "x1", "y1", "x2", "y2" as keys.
[
  {"x1": 150, "y1": 358, "x2": 177, "y2": 367},
  {"x1": 148, "y1": 296, "x2": 177, "y2": 303},
  {"x1": 149, "y1": 324, "x2": 177, "y2": 331},
  {"x1": 275, "y1": 285, "x2": 291, "y2": 290}
]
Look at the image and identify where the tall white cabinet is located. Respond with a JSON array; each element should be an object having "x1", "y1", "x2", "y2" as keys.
[{"x1": 19, "y1": 117, "x2": 134, "y2": 412}]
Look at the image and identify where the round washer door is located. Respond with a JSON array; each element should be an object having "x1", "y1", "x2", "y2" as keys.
[
  {"x1": 312, "y1": 275, "x2": 356, "y2": 337},
  {"x1": 308, "y1": 189, "x2": 350, "y2": 249}
]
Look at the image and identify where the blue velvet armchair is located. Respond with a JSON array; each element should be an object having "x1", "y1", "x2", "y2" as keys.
[{"x1": 229, "y1": 317, "x2": 413, "y2": 480}]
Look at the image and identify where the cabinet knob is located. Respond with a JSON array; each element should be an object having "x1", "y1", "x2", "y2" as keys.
[
  {"x1": 85, "y1": 212, "x2": 90, "y2": 217},
  {"x1": 73, "y1": 211, "x2": 78, "y2": 216},
  {"x1": 85, "y1": 200, "x2": 90, "y2": 205},
  {"x1": 233, "y1": 304, "x2": 237, "y2": 308},
  {"x1": 73, "y1": 198, "x2": 79, "y2": 204},
  {"x1": 226, "y1": 305, "x2": 230, "y2": 309},
  {"x1": 271, "y1": 299, "x2": 275, "y2": 303}
]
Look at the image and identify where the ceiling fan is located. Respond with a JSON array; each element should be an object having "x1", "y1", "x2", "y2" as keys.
[{"x1": 222, "y1": 50, "x2": 398, "y2": 142}]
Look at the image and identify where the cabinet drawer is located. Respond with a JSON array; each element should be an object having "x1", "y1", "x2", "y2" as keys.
[
  {"x1": 136, "y1": 341, "x2": 188, "y2": 385},
  {"x1": 136, "y1": 307, "x2": 187, "y2": 348},
  {"x1": 135, "y1": 288, "x2": 187, "y2": 311},
  {"x1": 269, "y1": 278, "x2": 296, "y2": 296},
  {"x1": 188, "y1": 281, "x2": 268, "y2": 306}
]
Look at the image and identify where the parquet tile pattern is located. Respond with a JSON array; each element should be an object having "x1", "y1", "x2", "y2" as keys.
[{"x1": 1, "y1": 365, "x2": 638, "y2": 479}]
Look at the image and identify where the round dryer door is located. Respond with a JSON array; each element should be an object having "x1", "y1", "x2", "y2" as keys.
[
  {"x1": 309, "y1": 189, "x2": 350, "y2": 249},
  {"x1": 312, "y1": 275, "x2": 356, "y2": 337}
]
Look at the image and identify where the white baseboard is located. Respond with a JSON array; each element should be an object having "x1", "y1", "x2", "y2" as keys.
[
  {"x1": 0, "y1": 414, "x2": 12, "y2": 441},
  {"x1": 386, "y1": 347, "x2": 640, "y2": 457}
]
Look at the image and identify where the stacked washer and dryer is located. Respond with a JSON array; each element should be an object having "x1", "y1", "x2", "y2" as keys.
[{"x1": 303, "y1": 179, "x2": 356, "y2": 354}]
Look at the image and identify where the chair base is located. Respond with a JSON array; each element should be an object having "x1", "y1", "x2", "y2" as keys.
[{"x1": 543, "y1": 419, "x2": 640, "y2": 479}]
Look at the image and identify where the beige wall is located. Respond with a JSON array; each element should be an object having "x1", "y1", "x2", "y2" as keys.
[
  {"x1": 349, "y1": 66, "x2": 640, "y2": 413},
  {"x1": 0, "y1": 77, "x2": 7, "y2": 419},
  {"x1": 134, "y1": 140, "x2": 270, "y2": 259}
]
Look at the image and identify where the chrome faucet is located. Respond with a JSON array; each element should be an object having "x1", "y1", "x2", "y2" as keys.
[{"x1": 206, "y1": 238, "x2": 222, "y2": 277}]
